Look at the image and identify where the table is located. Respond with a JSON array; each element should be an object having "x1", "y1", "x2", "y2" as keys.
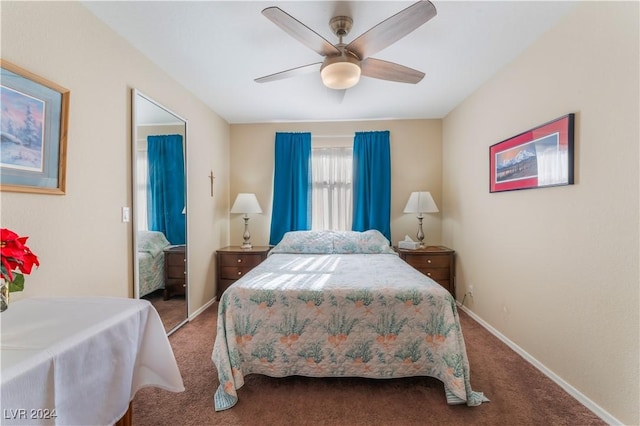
[{"x1": 0, "y1": 297, "x2": 184, "y2": 425}]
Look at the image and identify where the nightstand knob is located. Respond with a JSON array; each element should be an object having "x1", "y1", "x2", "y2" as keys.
[
  {"x1": 427, "y1": 259, "x2": 432, "y2": 264},
  {"x1": 427, "y1": 272, "x2": 432, "y2": 276},
  {"x1": 237, "y1": 258, "x2": 242, "y2": 263},
  {"x1": 237, "y1": 271, "x2": 242, "y2": 276}
]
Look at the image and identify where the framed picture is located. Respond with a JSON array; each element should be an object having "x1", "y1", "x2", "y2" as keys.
[
  {"x1": 490, "y1": 114, "x2": 574, "y2": 193},
  {"x1": 1, "y1": 60, "x2": 69, "y2": 194}
]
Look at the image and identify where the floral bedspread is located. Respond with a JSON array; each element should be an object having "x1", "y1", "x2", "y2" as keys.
[
  {"x1": 137, "y1": 231, "x2": 170, "y2": 297},
  {"x1": 212, "y1": 252, "x2": 486, "y2": 410}
]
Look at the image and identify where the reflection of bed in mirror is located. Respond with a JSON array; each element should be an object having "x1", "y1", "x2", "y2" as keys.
[
  {"x1": 137, "y1": 230, "x2": 170, "y2": 297},
  {"x1": 132, "y1": 89, "x2": 188, "y2": 335}
]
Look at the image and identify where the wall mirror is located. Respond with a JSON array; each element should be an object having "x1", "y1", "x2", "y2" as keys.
[{"x1": 132, "y1": 89, "x2": 188, "y2": 335}]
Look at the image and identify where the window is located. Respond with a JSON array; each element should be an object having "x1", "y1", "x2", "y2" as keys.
[
  {"x1": 311, "y1": 142, "x2": 353, "y2": 231},
  {"x1": 270, "y1": 132, "x2": 389, "y2": 241}
]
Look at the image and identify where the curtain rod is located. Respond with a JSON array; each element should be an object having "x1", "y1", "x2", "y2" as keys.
[{"x1": 312, "y1": 134, "x2": 354, "y2": 138}]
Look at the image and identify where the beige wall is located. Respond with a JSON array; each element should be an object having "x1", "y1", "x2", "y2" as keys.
[
  {"x1": 442, "y1": 2, "x2": 639, "y2": 424},
  {"x1": 1, "y1": 2, "x2": 231, "y2": 315},
  {"x1": 229, "y1": 119, "x2": 442, "y2": 248}
]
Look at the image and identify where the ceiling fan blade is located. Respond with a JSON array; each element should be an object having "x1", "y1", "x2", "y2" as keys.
[
  {"x1": 326, "y1": 87, "x2": 346, "y2": 103},
  {"x1": 262, "y1": 7, "x2": 341, "y2": 57},
  {"x1": 345, "y1": 0, "x2": 437, "y2": 60},
  {"x1": 360, "y1": 58, "x2": 425, "y2": 84},
  {"x1": 255, "y1": 62, "x2": 323, "y2": 83}
]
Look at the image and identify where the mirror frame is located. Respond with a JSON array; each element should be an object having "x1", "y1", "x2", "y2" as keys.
[{"x1": 131, "y1": 89, "x2": 189, "y2": 334}]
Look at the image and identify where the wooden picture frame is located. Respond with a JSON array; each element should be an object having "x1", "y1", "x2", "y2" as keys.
[
  {"x1": 490, "y1": 114, "x2": 574, "y2": 193},
  {"x1": 1, "y1": 60, "x2": 69, "y2": 194}
]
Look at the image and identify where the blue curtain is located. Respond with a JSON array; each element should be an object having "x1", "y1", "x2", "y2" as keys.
[
  {"x1": 269, "y1": 132, "x2": 312, "y2": 246},
  {"x1": 147, "y1": 134, "x2": 186, "y2": 245},
  {"x1": 352, "y1": 131, "x2": 391, "y2": 241}
]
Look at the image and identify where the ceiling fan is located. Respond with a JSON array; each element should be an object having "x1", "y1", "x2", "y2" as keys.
[{"x1": 255, "y1": 1, "x2": 437, "y2": 92}]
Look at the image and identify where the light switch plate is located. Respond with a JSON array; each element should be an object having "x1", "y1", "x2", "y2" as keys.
[{"x1": 122, "y1": 207, "x2": 130, "y2": 223}]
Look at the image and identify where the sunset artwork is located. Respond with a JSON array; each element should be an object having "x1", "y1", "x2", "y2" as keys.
[
  {"x1": 489, "y1": 114, "x2": 574, "y2": 193},
  {"x1": 0, "y1": 85, "x2": 45, "y2": 172},
  {"x1": 495, "y1": 140, "x2": 539, "y2": 183}
]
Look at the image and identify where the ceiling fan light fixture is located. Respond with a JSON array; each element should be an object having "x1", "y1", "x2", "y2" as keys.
[{"x1": 321, "y1": 56, "x2": 361, "y2": 90}]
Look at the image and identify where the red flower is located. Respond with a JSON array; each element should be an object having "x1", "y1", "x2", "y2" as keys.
[{"x1": 1, "y1": 228, "x2": 39, "y2": 289}]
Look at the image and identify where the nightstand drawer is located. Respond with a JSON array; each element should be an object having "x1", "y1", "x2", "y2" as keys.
[
  {"x1": 218, "y1": 253, "x2": 263, "y2": 268},
  {"x1": 166, "y1": 253, "x2": 185, "y2": 266},
  {"x1": 220, "y1": 266, "x2": 252, "y2": 280},
  {"x1": 165, "y1": 278, "x2": 185, "y2": 298},
  {"x1": 165, "y1": 278, "x2": 185, "y2": 287},
  {"x1": 218, "y1": 279, "x2": 236, "y2": 297},
  {"x1": 166, "y1": 265, "x2": 186, "y2": 279},
  {"x1": 403, "y1": 254, "x2": 449, "y2": 269},
  {"x1": 436, "y1": 280, "x2": 452, "y2": 294},
  {"x1": 415, "y1": 268, "x2": 450, "y2": 281},
  {"x1": 396, "y1": 246, "x2": 455, "y2": 297},
  {"x1": 216, "y1": 246, "x2": 271, "y2": 299}
]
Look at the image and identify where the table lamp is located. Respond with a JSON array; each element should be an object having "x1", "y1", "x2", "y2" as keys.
[
  {"x1": 403, "y1": 191, "x2": 439, "y2": 248},
  {"x1": 230, "y1": 193, "x2": 262, "y2": 249}
]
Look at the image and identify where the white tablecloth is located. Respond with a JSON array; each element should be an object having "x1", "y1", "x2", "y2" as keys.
[{"x1": 0, "y1": 297, "x2": 184, "y2": 425}]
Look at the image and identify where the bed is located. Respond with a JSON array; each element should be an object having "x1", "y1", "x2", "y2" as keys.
[
  {"x1": 137, "y1": 230, "x2": 170, "y2": 297},
  {"x1": 212, "y1": 230, "x2": 487, "y2": 410}
]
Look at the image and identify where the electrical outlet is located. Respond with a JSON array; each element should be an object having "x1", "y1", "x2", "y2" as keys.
[{"x1": 468, "y1": 284, "x2": 474, "y2": 297}]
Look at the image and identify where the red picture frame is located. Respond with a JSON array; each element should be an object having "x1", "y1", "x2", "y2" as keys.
[{"x1": 489, "y1": 114, "x2": 574, "y2": 193}]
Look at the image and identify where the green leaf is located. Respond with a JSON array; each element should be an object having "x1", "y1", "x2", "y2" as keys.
[{"x1": 8, "y1": 273, "x2": 24, "y2": 292}]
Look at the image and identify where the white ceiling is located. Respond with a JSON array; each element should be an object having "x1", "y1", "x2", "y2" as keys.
[{"x1": 83, "y1": 1, "x2": 577, "y2": 124}]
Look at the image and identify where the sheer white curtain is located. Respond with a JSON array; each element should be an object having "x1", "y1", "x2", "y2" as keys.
[
  {"x1": 136, "y1": 141, "x2": 149, "y2": 231},
  {"x1": 311, "y1": 146, "x2": 353, "y2": 231}
]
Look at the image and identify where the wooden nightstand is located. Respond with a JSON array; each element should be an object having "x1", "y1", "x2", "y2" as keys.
[
  {"x1": 396, "y1": 246, "x2": 455, "y2": 296},
  {"x1": 216, "y1": 246, "x2": 270, "y2": 299},
  {"x1": 164, "y1": 245, "x2": 186, "y2": 300}
]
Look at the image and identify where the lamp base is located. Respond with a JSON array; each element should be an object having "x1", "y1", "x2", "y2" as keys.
[
  {"x1": 241, "y1": 215, "x2": 252, "y2": 249},
  {"x1": 416, "y1": 215, "x2": 425, "y2": 248}
]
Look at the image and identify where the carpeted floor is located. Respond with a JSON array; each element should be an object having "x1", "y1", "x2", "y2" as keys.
[
  {"x1": 142, "y1": 290, "x2": 187, "y2": 333},
  {"x1": 132, "y1": 303, "x2": 606, "y2": 426}
]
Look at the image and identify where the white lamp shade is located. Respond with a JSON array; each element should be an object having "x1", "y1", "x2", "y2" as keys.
[
  {"x1": 403, "y1": 191, "x2": 439, "y2": 214},
  {"x1": 230, "y1": 193, "x2": 262, "y2": 214}
]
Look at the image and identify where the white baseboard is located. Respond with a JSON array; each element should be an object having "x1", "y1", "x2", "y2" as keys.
[
  {"x1": 456, "y1": 303, "x2": 622, "y2": 426},
  {"x1": 188, "y1": 296, "x2": 217, "y2": 321}
]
